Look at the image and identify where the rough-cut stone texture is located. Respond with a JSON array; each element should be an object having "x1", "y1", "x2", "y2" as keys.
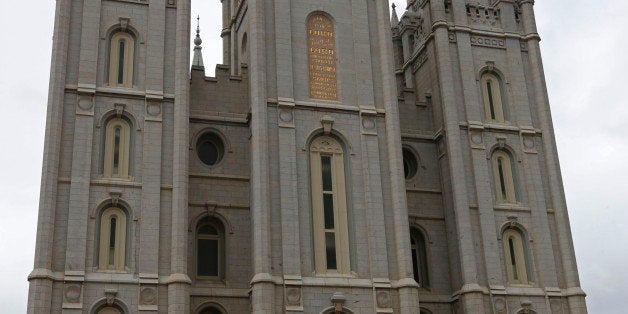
[{"x1": 28, "y1": 0, "x2": 587, "y2": 313}]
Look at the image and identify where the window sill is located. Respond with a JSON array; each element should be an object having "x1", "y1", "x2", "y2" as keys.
[{"x1": 493, "y1": 203, "x2": 530, "y2": 212}]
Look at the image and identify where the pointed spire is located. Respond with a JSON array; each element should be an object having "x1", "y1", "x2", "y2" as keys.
[
  {"x1": 192, "y1": 15, "x2": 205, "y2": 68},
  {"x1": 391, "y1": 3, "x2": 399, "y2": 27}
]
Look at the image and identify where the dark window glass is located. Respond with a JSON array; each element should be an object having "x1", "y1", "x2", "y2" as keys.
[
  {"x1": 509, "y1": 237, "x2": 518, "y2": 280},
  {"x1": 199, "y1": 306, "x2": 223, "y2": 314},
  {"x1": 113, "y1": 127, "x2": 121, "y2": 174},
  {"x1": 196, "y1": 134, "x2": 225, "y2": 166},
  {"x1": 321, "y1": 156, "x2": 332, "y2": 191},
  {"x1": 109, "y1": 217, "x2": 117, "y2": 265},
  {"x1": 323, "y1": 194, "x2": 334, "y2": 229},
  {"x1": 411, "y1": 242, "x2": 419, "y2": 283},
  {"x1": 498, "y1": 158, "x2": 507, "y2": 199},
  {"x1": 402, "y1": 148, "x2": 418, "y2": 180},
  {"x1": 487, "y1": 81, "x2": 496, "y2": 119},
  {"x1": 118, "y1": 41, "x2": 125, "y2": 84},
  {"x1": 198, "y1": 225, "x2": 218, "y2": 235},
  {"x1": 197, "y1": 239, "x2": 219, "y2": 277},
  {"x1": 325, "y1": 233, "x2": 337, "y2": 270}
]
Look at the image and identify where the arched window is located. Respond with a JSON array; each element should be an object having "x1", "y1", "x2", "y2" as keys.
[
  {"x1": 410, "y1": 228, "x2": 430, "y2": 288},
  {"x1": 199, "y1": 306, "x2": 224, "y2": 314},
  {"x1": 502, "y1": 228, "x2": 532, "y2": 285},
  {"x1": 310, "y1": 136, "x2": 350, "y2": 274},
  {"x1": 108, "y1": 32, "x2": 135, "y2": 88},
  {"x1": 492, "y1": 150, "x2": 517, "y2": 204},
  {"x1": 481, "y1": 72, "x2": 507, "y2": 123},
  {"x1": 196, "y1": 217, "x2": 225, "y2": 280},
  {"x1": 97, "y1": 306, "x2": 123, "y2": 314},
  {"x1": 98, "y1": 207, "x2": 127, "y2": 271},
  {"x1": 103, "y1": 117, "x2": 131, "y2": 179}
]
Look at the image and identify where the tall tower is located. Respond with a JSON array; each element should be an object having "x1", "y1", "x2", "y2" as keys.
[
  {"x1": 391, "y1": 0, "x2": 587, "y2": 313},
  {"x1": 28, "y1": 0, "x2": 587, "y2": 313}
]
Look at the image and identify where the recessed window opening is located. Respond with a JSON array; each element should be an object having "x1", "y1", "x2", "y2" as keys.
[
  {"x1": 196, "y1": 133, "x2": 225, "y2": 166},
  {"x1": 502, "y1": 228, "x2": 532, "y2": 284},
  {"x1": 410, "y1": 228, "x2": 430, "y2": 287},
  {"x1": 403, "y1": 148, "x2": 419, "y2": 180},
  {"x1": 492, "y1": 150, "x2": 517, "y2": 204},
  {"x1": 98, "y1": 207, "x2": 127, "y2": 271},
  {"x1": 487, "y1": 81, "x2": 496, "y2": 119},
  {"x1": 196, "y1": 217, "x2": 225, "y2": 279},
  {"x1": 104, "y1": 118, "x2": 131, "y2": 179},
  {"x1": 310, "y1": 136, "x2": 350, "y2": 274}
]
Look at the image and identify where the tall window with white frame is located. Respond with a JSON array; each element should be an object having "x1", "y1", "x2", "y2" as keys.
[
  {"x1": 502, "y1": 228, "x2": 532, "y2": 285},
  {"x1": 98, "y1": 207, "x2": 127, "y2": 271},
  {"x1": 481, "y1": 72, "x2": 507, "y2": 123},
  {"x1": 492, "y1": 150, "x2": 517, "y2": 204},
  {"x1": 310, "y1": 136, "x2": 350, "y2": 274},
  {"x1": 103, "y1": 117, "x2": 131, "y2": 179},
  {"x1": 108, "y1": 31, "x2": 135, "y2": 88},
  {"x1": 196, "y1": 217, "x2": 225, "y2": 280},
  {"x1": 410, "y1": 228, "x2": 430, "y2": 288}
]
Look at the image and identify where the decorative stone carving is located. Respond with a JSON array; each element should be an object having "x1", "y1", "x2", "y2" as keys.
[
  {"x1": 63, "y1": 284, "x2": 82, "y2": 304},
  {"x1": 468, "y1": 122, "x2": 485, "y2": 150},
  {"x1": 146, "y1": 101, "x2": 162, "y2": 117},
  {"x1": 466, "y1": 3, "x2": 502, "y2": 27},
  {"x1": 285, "y1": 287, "x2": 301, "y2": 306},
  {"x1": 109, "y1": 190, "x2": 122, "y2": 206},
  {"x1": 362, "y1": 116, "x2": 375, "y2": 131},
  {"x1": 493, "y1": 297, "x2": 507, "y2": 313},
  {"x1": 118, "y1": 17, "x2": 130, "y2": 31},
  {"x1": 471, "y1": 36, "x2": 506, "y2": 49},
  {"x1": 114, "y1": 103, "x2": 126, "y2": 117},
  {"x1": 78, "y1": 94, "x2": 94, "y2": 111},
  {"x1": 520, "y1": 128, "x2": 537, "y2": 153},
  {"x1": 105, "y1": 289, "x2": 118, "y2": 306},
  {"x1": 550, "y1": 299, "x2": 563, "y2": 313},
  {"x1": 140, "y1": 286, "x2": 157, "y2": 305},
  {"x1": 331, "y1": 292, "x2": 346, "y2": 312},
  {"x1": 279, "y1": 109, "x2": 294, "y2": 123},
  {"x1": 448, "y1": 31, "x2": 457, "y2": 43},
  {"x1": 321, "y1": 115, "x2": 334, "y2": 135},
  {"x1": 375, "y1": 289, "x2": 391, "y2": 308}
]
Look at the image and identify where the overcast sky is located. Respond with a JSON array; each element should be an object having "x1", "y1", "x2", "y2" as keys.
[{"x1": 1, "y1": 0, "x2": 625, "y2": 313}]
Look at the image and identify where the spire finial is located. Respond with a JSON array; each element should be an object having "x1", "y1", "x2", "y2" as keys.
[
  {"x1": 192, "y1": 15, "x2": 205, "y2": 68},
  {"x1": 391, "y1": 3, "x2": 400, "y2": 27},
  {"x1": 194, "y1": 15, "x2": 202, "y2": 47}
]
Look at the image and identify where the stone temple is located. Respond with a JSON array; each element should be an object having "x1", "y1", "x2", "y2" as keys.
[{"x1": 27, "y1": 0, "x2": 588, "y2": 313}]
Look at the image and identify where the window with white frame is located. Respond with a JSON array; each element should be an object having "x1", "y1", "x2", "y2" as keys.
[
  {"x1": 108, "y1": 32, "x2": 135, "y2": 88},
  {"x1": 196, "y1": 217, "x2": 225, "y2": 280},
  {"x1": 103, "y1": 117, "x2": 131, "y2": 179},
  {"x1": 310, "y1": 136, "x2": 350, "y2": 274},
  {"x1": 98, "y1": 207, "x2": 127, "y2": 271},
  {"x1": 492, "y1": 150, "x2": 517, "y2": 204},
  {"x1": 502, "y1": 228, "x2": 532, "y2": 285},
  {"x1": 481, "y1": 72, "x2": 507, "y2": 123}
]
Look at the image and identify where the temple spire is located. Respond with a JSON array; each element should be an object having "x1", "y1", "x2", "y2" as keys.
[
  {"x1": 192, "y1": 15, "x2": 204, "y2": 68},
  {"x1": 391, "y1": 3, "x2": 399, "y2": 27}
]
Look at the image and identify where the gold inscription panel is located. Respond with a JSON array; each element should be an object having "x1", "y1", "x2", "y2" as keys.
[{"x1": 307, "y1": 13, "x2": 338, "y2": 101}]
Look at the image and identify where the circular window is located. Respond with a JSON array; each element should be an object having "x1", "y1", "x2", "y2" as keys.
[
  {"x1": 196, "y1": 133, "x2": 225, "y2": 166},
  {"x1": 403, "y1": 148, "x2": 418, "y2": 180}
]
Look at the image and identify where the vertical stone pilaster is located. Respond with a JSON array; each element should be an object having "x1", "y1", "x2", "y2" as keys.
[
  {"x1": 249, "y1": 0, "x2": 275, "y2": 312},
  {"x1": 520, "y1": 2, "x2": 587, "y2": 311},
  {"x1": 29, "y1": 0, "x2": 72, "y2": 311},
  {"x1": 168, "y1": 0, "x2": 192, "y2": 312},
  {"x1": 375, "y1": 1, "x2": 419, "y2": 312},
  {"x1": 429, "y1": 0, "x2": 482, "y2": 310},
  {"x1": 359, "y1": 112, "x2": 390, "y2": 280},
  {"x1": 275, "y1": 0, "x2": 302, "y2": 299}
]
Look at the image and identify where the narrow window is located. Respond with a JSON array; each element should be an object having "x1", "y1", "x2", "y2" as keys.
[
  {"x1": 109, "y1": 217, "x2": 117, "y2": 266},
  {"x1": 117, "y1": 40, "x2": 126, "y2": 84},
  {"x1": 481, "y1": 73, "x2": 507, "y2": 123},
  {"x1": 502, "y1": 228, "x2": 531, "y2": 284},
  {"x1": 310, "y1": 136, "x2": 350, "y2": 274},
  {"x1": 108, "y1": 32, "x2": 135, "y2": 87},
  {"x1": 98, "y1": 208, "x2": 127, "y2": 271},
  {"x1": 196, "y1": 218, "x2": 224, "y2": 279},
  {"x1": 410, "y1": 228, "x2": 430, "y2": 287},
  {"x1": 104, "y1": 118, "x2": 131, "y2": 179},
  {"x1": 486, "y1": 81, "x2": 496, "y2": 119},
  {"x1": 492, "y1": 150, "x2": 517, "y2": 204}
]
